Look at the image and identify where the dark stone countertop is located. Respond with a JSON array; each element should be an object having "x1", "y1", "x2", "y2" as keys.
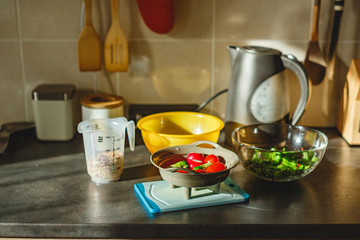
[{"x1": 0, "y1": 128, "x2": 359, "y2": 239}]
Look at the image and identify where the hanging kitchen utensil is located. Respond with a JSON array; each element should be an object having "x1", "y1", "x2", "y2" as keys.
[
  {"x1": 137, "y1": 0, "x2": 174, "y2": 34},
  {"x1": 325, "y1": 0, "x2": 344, "y2": 86},
  {"x1": 328, "y1": 0, "x2": 344, "y2": 61},
  {"x1": 326, "y1": 0, "x2": 344, "y2": 83},
  {"x1": 78, "y1": 0, "x2": 101, "y2": 72},
  {"x1": 304, "y1": 0, "x2": 326, "y2": 85},
  {"x1": 321, "y1": 0, "x2": 344, "y2": 119},
  {"x1": 104, "y1": 0, "x2": 129, "y2": 72}
]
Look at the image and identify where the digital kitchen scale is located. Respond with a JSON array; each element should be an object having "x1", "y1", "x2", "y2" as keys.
[{"x1": 134, "y1": 177, "x2": 249, "y2": 214}]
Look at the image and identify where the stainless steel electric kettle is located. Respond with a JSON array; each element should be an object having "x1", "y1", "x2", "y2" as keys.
[{"x1": 225, "y1": 46, "x2": 310, "y2": 144}]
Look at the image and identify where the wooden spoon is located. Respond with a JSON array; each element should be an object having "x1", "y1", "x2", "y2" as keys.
[
  {"x1": 104, "y1": 0, "x2": 129, "y2": 72},
  {"x1": 304, "y1": 0, "x2": 326, "y2": 85},
  {"x1": 78, "y1": 0, "x2": 101, "y2": 72}
]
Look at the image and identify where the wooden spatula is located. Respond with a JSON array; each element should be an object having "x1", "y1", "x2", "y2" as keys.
[
  {"x1": 78, "y1": 0, "x2": 101, "y2": 72},
  {"x1": 104, "y1": 0, "x2": 129, "y2": 72},
  {"x1": 304, "y1": 0, "x2": 326, "y2": 85}
]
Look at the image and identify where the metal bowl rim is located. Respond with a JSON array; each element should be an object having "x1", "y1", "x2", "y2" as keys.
[{"x1": 150, "y1": 141, "x2": 240, "y2": 174}]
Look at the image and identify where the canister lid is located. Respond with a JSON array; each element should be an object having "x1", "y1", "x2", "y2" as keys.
[
  {"x1": 80, "y1": 94, "x2": 124, "y2": 109},
  {"x1": 32, "y1": 84, "x2": 76, "y2": 101}
]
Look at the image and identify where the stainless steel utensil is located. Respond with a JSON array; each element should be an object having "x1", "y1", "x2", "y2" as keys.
[
  {"x1": 0, "y1": 122, "x2": 35, "y2": 154},
  {"x1": 328, "y1": 0, "x2": 344, "y2": 61},
  {"x1": 326, "y1": 0, "x2": 344, "y2": 80}
]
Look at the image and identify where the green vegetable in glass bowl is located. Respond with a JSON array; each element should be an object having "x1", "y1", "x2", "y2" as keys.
[
  {"x1": 245, "y1": 147, "x2": 320, "y2": 181},
  {"x1": 232, "y1": 124, "x2": 328, "y2": 182}
]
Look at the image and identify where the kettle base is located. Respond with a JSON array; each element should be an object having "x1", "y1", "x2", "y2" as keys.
[
  {"x1": 224, "y1": 121, "x2": 244, "y2": 146},
  {"x1": 225, "y1": 115, "x2": 291, "y2": 146}
]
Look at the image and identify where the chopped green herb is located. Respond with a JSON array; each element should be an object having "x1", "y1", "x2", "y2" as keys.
[
  {"x1": 244, "y1": 147, "x2": 320, "y2": 181},
  {"x1": 192, "y1": 162, "x2": 212, "y2": 171},
  {"x1": 170, "y1": 160, "x2": 188, "y2": 168}
]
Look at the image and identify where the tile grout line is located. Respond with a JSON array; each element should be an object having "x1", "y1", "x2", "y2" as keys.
[
  {"x1": 3, "y1": 38, "x2": 352, "y2": 44},
  {"x1": 15, "y1": 0, "x2": 29, "y2": 121},
  {"x1": 116, "y1": 72, "x2": 120, "y2": 95},
  {"x1": 210, "y1": 0, "x2": 216, "y2": 113}
]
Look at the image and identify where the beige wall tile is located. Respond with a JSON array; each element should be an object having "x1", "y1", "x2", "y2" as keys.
[
  {"x1": 164, "y1": 0, "x2": 213, "y2": 39},
  {"x1": 94, "y1": 0, "x2": 213, "y2": 41},
  {"x1": 0, "y1": 0, "x2": 18, "y2": 39},
  {"x1": 0, "y1": 42, "x2": 25, "y2": 124},
  {"x1": 211, "y1": 41, "x2": 238, "y2": 119},
  {"x1": 116, "y1": 0, "x2": 213, "y2": 39},
  {"x1": 215, "y1": 0, "x2": 311, "y2": 40},
  {"x1": 97, "y1": 40, "x2": 213, "y2": 105},
  {"x1": 62, "y1": 39, "x2": 212, "y2": 107},
  {"x1": 92, "y1": 0, "x2": 113, "y2": 39},
  {"x1": 337, "y1": 0, "x2": 360, "y2": 41},
  {"x1": 19, "y1": 0, "x2": 82, "y2": 39},
  {"x1": 21, "y1": 41, "x2": 93, "y2": 120},
  {"x1": 0, "y1": 0, "x2": 359, "y2": 127}
]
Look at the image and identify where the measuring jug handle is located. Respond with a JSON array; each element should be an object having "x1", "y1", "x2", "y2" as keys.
[
  {"x1": 126, "y1": 120, "x2": 135, "y2": 151},
  {"x1": 281, "y1": 54, "x2": 311, "y2": 125}
]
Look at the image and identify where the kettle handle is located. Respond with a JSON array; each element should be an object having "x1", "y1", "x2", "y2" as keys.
[{"x1": 281, "y1": 54, "x2": 310, "y2": 125}]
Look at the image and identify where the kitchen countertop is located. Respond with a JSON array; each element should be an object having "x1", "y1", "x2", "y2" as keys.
[{"x1": 0, "y1": 128, "x2": 359, "y2": 239}]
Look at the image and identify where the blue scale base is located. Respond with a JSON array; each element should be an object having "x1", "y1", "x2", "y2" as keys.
[{"x1": 134, "y1": 177, "x2": 249, "y2": 214}]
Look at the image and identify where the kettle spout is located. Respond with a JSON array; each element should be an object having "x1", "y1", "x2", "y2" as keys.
[{"x1": 228, "y1": 46, "x2": 240, "y2": 66}]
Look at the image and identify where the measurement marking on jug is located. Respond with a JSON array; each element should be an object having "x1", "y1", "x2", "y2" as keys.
[
  {"x1": 98, "y1": 136, "x2": 103, "y2": 142},
  {"x1": 102, "y1": 135, "x2": 119, "y2": 170}
]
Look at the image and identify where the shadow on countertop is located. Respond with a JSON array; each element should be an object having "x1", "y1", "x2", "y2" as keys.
[{"x1": 0, "y1": 128, "x2": 145, "y2": 165}]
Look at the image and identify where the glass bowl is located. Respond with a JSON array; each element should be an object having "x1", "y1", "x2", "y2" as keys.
[{"x1": 231, "y1": 123, "x2": 328, "y2": 182}]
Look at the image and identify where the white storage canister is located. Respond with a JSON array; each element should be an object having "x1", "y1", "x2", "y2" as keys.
[
  {"x1": 32, "y1": 84, "x2": 76, "y2": 141},
  {"x1": 80, "y1": 94, "x2": 124, "y2": 120}
]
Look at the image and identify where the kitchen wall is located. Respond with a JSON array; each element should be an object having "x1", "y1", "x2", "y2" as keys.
[{"x1": 1, "y1": 0, "x2": 359, "y2": 127}]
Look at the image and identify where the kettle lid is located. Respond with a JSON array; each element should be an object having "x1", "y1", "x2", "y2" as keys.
[{"x1": 240, "y1": 46, "x2": 282, "y2": 55}]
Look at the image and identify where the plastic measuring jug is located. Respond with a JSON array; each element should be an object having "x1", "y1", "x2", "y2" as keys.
[{"x1": 77, "y1": 117, "x2": 135, "y2": 183}]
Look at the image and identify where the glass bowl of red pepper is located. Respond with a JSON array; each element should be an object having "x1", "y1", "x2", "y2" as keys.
[{"x1": 231, "y1": 123, "x2": 328, "y2": 182}]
